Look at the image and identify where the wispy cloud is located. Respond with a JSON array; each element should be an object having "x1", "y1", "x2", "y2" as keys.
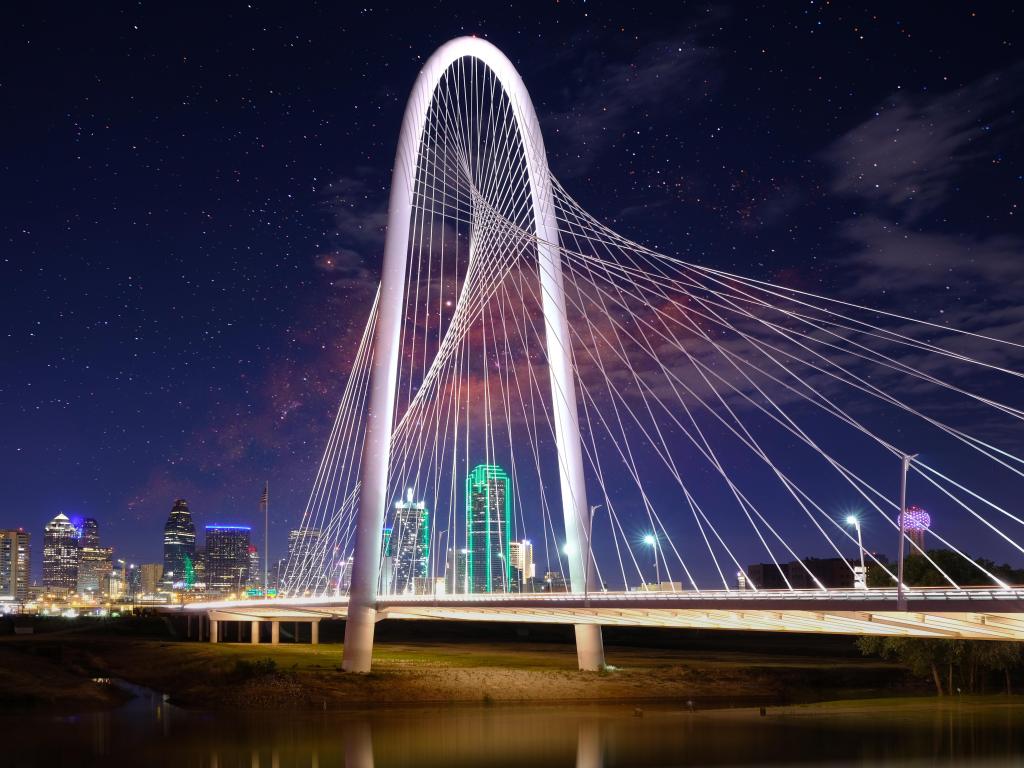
[
  {"x1": 542, "y1": 31, "x2": 720, "y2": 176},
  {"x1": 316, "y1": 172, "x2": 389, "y2": 281},
  {"x1": 823, "y1": 65, "x2": 1022, "y2": 221}
]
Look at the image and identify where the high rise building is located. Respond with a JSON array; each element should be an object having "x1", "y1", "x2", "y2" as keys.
[
  {"x1": 466, "y1": 464, "x2": 512, "y2": 593},
  {"x1": 285, "y1": 527, "x2": 325, "y2": 593},
  {"x1": 388, "y1": 489, "x2": 430, "y2": 594},
  {"x1": 163, "y1": 499, "x2": 196, "y2": 588},
  {"x1": 104, "y1": 568, "x2": 125, "y2": 600},
  {"x1": 139, "y1": 563, "x2": 164, "y2": 595},
  {"x1": 77, "y1": 518, "x2": 112, "y2": 596},
  {"x1": 247, "y1": 544, "x2": 260, "y2": 589},
  {"x1": 334, "y1": 554, "x2": 354, "y2": 594},
  {"x1": 0, "y1": 529, "x2": 31, "y2": 602},
  {"x1": 43, "y1": 513, "x2": 80, "y2": 591},
  {"x1": 204, "y1": 525, "x2": 251, "y2": 594},
  {"x1": 509, "y1": 539, "x2": 535, "y2": 591},
  {"x1": 444, "y1": 547, "x2": 468, "y2": 594}
]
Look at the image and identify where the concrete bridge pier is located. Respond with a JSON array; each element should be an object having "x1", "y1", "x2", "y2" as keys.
[
  {"x1": 202, "y1": 615, "x2": 321, "y2": 645},
  {"x1": 574, "y1": 625, "x2": 605, "y2": 672}
]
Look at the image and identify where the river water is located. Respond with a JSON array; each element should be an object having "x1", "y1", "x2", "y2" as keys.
[{"x1": 4, "y1": 681, "x2": 1024, "y2": 767}]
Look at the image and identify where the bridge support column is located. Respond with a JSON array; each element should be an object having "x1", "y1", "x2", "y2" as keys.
[
  {"x1": 574, "y1": 625, "x2": 605, "y2": 672},
  {"x1": 343, "y1": 606, "x2": 376, "y2": 670},
  {"x1": 271, "y1": 621, "x2": 280, "y2": 645},
  {"x1": 209, "y1": 618, "x2": 219, "y2": 644},
  {"x1": 311, "y1": 620, "x2": 320, "y2": 645},
  {"x1": 251, "y1": 620, "x2": 260, "y2": 644}
]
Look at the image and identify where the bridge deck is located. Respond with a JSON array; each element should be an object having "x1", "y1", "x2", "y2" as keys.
[{"x1": 168, "y1": 588, "x2": 1024, "y2": 641}]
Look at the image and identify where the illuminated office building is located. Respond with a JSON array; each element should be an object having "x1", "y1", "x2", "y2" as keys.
[
  {"x1": 0, "y1": 529, "x2": 31, "y2": 602},
  {"x1": 466, "y1": 464, "x2": 512, "y2": 593},
  {"x1": 43, "y1": 513, "x2": 80, "y2": 590},
  {"x1": 388, "y1": 489, "x2": 430, "y2": 594},
  {"x1": 163, "y1": 499, "x2": 196, "y2": 588},
  {"x1": 77, "y1": 518, "x2": 112, "y2": 596},
  {"x1": 204, "y1": 525, "x2": 252, "y2": 595}
]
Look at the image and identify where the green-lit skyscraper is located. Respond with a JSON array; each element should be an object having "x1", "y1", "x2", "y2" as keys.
[{"x1": 466, "y1": 464, "x2": 511, "y2": 593}]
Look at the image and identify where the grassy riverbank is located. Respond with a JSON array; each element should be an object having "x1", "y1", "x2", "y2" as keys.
[{"x1": 0, "y1": 618, "x2": 929, "y2": 711}]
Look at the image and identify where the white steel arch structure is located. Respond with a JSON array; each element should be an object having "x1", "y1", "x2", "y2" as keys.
[{"x1": 342, "y1": 37, "x2": 603, "y2": 672}]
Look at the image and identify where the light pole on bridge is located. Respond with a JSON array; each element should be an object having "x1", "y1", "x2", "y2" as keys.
[
  {"x1": 845, "y1": 515, "x2": 866, "y2": 589},
  {"x1": 585, "y1": 504, "x2": 601, "y2": 600},
  {"x1": 897, "y1": 453, "x2": 918, "y2": 611},
  {"x1": 643, "y1": 534, "x2": 660, "y2": 590}
]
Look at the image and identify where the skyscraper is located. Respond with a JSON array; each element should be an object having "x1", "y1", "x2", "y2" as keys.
[
  {"x1": 247, "y1": 544, "x2": 260, "y2": 589},
  {"x1": 77, "y1": 517, "x2": 112, "y2": 596},
  {"x1": 444, "y1": 547, "x2": 468, "y2": 595},
  {"x1": 466, "y1": 464, "x2": 512, "y2": 593},
  {"x1": 43, "y1": 513, "x2": 80, "y2": 590},
  {"x1": 204, "y1": 525, "x2": 251, "y2": 594},
  {"x1": 0, "y1": 529, "x2": 31, "y2": 602},
  {"x1": 139, "y1": 563, "x2": 164, "y2": 595},
  {"x1": 163, "y1": 499, "x2": 196, "y2": 588},
  {"x1": 509, "y1": 539, "x2": 535, "y2": 591},
  {"x1": 285, "y1": 527, "x2": 325, "y2": 593},
  {"x1": 388, "y1": 489, "x2": 430, "y2": 594}
]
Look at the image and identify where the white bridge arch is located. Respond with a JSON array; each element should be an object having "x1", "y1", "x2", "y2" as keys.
[{"x1": 342, "y1": 37, "x2": 603, "y2": 671}]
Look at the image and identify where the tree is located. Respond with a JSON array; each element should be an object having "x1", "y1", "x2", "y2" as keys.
[
  {"x1": 968, "y1": 641, "x2": 1021, "y2": 694},
  {"x1": 857, "y1": 636, "x2": 953, "y2": 695},
  {"x1": 866, "y1": 550, "x2": 1024, "y2": 588},
  {"x1": 859, "y1": 636, "x2": 1022, "y2": 696}
]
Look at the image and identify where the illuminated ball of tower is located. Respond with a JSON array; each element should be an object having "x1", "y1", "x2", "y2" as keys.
[{"x1": 904, "y1": 505, "x2": 931, "y2": 550}]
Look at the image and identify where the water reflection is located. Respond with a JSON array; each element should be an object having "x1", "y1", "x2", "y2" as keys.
[{"x1": 5, "y1": 687, "x2": 1024, "y2": 767}]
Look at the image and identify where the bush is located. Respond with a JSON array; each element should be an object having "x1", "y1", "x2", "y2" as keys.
[{"x1": 230, "y1": 658, "x2": 278, "y2": 681}]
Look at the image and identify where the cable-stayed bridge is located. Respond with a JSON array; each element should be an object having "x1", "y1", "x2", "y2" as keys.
[{"x1": 179, "y1": 37, "x2": 1024, "y2": 669}]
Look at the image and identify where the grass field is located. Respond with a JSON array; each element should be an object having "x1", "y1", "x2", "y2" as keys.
[{"x1": 0, "y1": 618, "x2": 927, "y2": 711}]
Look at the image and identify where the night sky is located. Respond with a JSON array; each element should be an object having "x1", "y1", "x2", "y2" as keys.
[{"x1": 3, "y1": 3, "x2": 1022, "y2": 576}]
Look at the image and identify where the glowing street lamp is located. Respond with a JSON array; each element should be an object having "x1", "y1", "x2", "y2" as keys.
[
  {"x1": 643, "y1": 534, "x2": 660, "y2": 588},
  {"x1": 845, "y1": 514, "x2": 866, "y2": 589}
]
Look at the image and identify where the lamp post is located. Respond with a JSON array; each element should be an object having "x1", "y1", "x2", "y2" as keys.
[
  {"x1": 846, "y1": 515, "x2": 866, "y2": 589},
  {"x1": 586, "y1": 504, "x2": 601, "y2": 600},
  {"x1": 897, "y1": 453, "x2": 918, "y2": 610},
  {"x1": 643, "y1": 534, "x2": 659, "y2": 589}
]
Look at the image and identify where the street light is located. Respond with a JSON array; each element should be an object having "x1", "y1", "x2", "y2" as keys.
[
  {"x1": 586, "y1": 504, "x2": 602, "y2": 599},
  {"x1": 643, "y1": 534, "x2": 660, "y2": 589},
  {"x1": 897, "y1": 453, "x2": 918, "y2": 610},
  {"x1": 845, "y1": 515, "x2": 866, "y2": 589}
]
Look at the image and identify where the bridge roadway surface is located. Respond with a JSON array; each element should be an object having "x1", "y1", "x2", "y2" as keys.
[{"x1": 172, "y1": 588, "x2": 1024, "y2": 640}]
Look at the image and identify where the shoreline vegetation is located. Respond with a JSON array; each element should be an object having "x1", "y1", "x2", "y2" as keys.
[{"x1": 0, "y1": 617, "x2": 1019, "y2": 714}]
